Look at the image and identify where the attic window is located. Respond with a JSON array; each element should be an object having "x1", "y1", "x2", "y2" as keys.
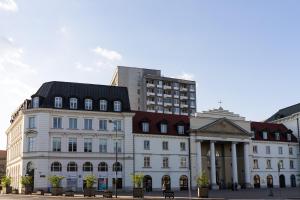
[
  {"x1": 262, "y1": 131, "x2": 268, "y2": 140},
  {"x1": 275, "y1": 132, "x2": 280, "y2": 141},
  {"x1": 287, "y1": 133, "x2": 292, "y2": 141},
  {"x1": 160, "y1": 123, "x2": 168, "y2": 133},
  {"x1": 177, "y1": 125, "x2": 185, "y2": 134},
  {"x1": 32, "y1": 97, "x2": 39, "y2": 108},
  {"x1": 70, "y1": 98, "x2": 78, "y2": 109},
  {"x1": 142, "y1": 122, "x2": 149, "y2": 133},
  {"x1": 54, "y1": 97, "x2": 62, "y2": 108},
  {"x1": 114, "y1": 101, "x2": 122, "y2": 112},
  {"x1": 85, "y1": 99, "x2": 93, "y2": 110}
]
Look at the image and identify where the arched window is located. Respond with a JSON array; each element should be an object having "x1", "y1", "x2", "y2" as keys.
[
  {"x1": 85, "y1": 99, "x2": 93, "y2": 110},
  {"x1": 267, "y1": 175, "x2": 273, "y2": 188},
  {"x1": 99, "y1": 100, "x2": 108, "y2": 111},
  {"x1": 83, "y1": 162, "x2": 93, "y2": 172},
  {"x1": 70, "y1": 98, "x2": 78, "y2": 109},
  {"x1": 179, "y1": 175, "x2": 188, "y2": 191},
  {"x1": 162, "y1": 175, "x2": 171, "y2": 190},
  {"x1": 51, "y1": 162, "x2": 62, "y2": 172},
  {"x1": 67, "y1": 162, "x2": 78, "y2": 172},
  {"x1": 98, "y1": 162, "x2": 108, "y2": 172},
  {"x1": 253, "y1": 175, "x2": 260, "y2": 188},
  {"x1": 112, "y1": 162, "x2": 122, "y2": 172},
  {"x1": 54, "y1": 97, "x2": 63, "y2": 108},
  {"x1": 32, "y1": 97, "x2": 39, "y2": 108},
  {"x1": 160, "y1": 123, "x2": 168, "y2": 133},
  {"x1": 114, "y1": 101, "x2": 122, "y2": 112}
]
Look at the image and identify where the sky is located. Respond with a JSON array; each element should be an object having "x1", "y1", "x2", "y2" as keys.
[{"x1": 1, "y1": 0, "x2": 300, "y2": 149}]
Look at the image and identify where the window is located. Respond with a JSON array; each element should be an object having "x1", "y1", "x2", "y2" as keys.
[
  {"x1": 144, "y1": 157, "x2": 150, "y2": 168},
  {"x1": 69, "y1": 118, "x2": 77, "y2": 129},
  {"x1": 157, "y1": 88, "x2": 163, "y2": 95},
  {"x1": 173, "y1": 82, "x2": 179, "y2": 88},
  {"x1": 253, "y1": 145, "x2": 258, "y2": 154},
  {"x1": 113, "y1": 162, "x2": 122, "y2": 171},
  {"x1": 68, "y1": 138, "x2": 77, "y2": 152},
  {"x1": 278, "y1": 147, "x2": 283, "y2": 155},
  {"x1": 32, "y1": 97, "x2": 39, "y2": 108},
  {"x1": 289, "y1": 147, "x2": 293, "y2": 155},
  {"x1": 84, "y1": 119, "x2": 93, "y2": 130},
  {"x1": 99, "y1": 100, "x2": 107, "y2": 111},
  {"x1": 162, "y1": 141, "x2": 168, "y2": 150},
  {"x1": 142, "y1": 122, "x2": 149, "y2": 133},
  {"x1": 275, "y1": 132, "x2": 280, "y2": 140},
  {"x1": 28, "y1": 117, "x2": 35, "y2": 129},
  {"x1": 27, "y1": 137, "x2": 35, "y2": 152},
  {"x1": 67, "y1": 162, "x2": 78, "y2": 172},
  {"x1": 290, "y1": 160, "x2": 294, "y2": 169},
  {"x1": 113, "y1": 140, "x2": 122, "y2": 153},
  {"x1": 144, "y1": 140, "x2": 150, "y2": 150},
  {"x1": 83, "y1": 162, "x2": 93, "y2": 172},
  {"x1": 98, "y1": 162, "x2": 108, "y2": 171},
  {"x1": 162, "y1": 157, "x2": 169, "y2": 168},
  {"x1": 266, "y1": 146, "x2": 270, "y2": 154},
  {"x1": 85, "y1": 99, "x2": 93, "y2": 110},
  {"x1": 51, "y1": 162, "x2": 62, "y2": 172},
  {"x1": 52, "y1": 137, "x2": 61, "y2": 152},
  {"x1": 262, "y1": 131, "x2": 268, "y2": 140},
  {"x1": 180, "y1": 142, "x2": 186, "y2": 151},
  {"x1": 174, "y1": 90, "x2": 180, "y2": 96},
  {"x1": 114, "y1": 101, "x2": 122, "y2": 112},
  {"x1": 190, "y1": 93, "x2": 196, "y2": 98},
  {"x1": 113, "y1": 120, "x2": 122, "y2": 131},
  {"x1": 174, "y1": 98, "x2": 180, "y2": 105},
  {"x1": 160, "y1": 123, "x2": 167, "y2": 133},
  {"x1": 177, "y1": 125, "x2": 185, "y2": 134},
  {"x1": 84, "y1": 138, "x2": 92, "y2": 152},
  {"x1": 99, "y1": 139, "x2": 107, "y2": 153},
  {"x1": 253, "y1": 159, "x2": 259, "y2": 169},
  {"x1": 287, "y1": 134, "x2": 292, "y2": 141},
  {"x1": 174, "y1": 107, "x2": 180, "y2": 114},
  {"x1": 70, "y1": 98, "x2": 78, "y2": 109},
  {"x1": 53, "y1": 117, "x2": 62, "y2": 129},
  {"x1": 99, "y1": 120, "x2": 107, "y2": 131},
  {"x1": 266, "y1": 160, "x2": 272, "y2": 169},
  {"x1": 278, "y1": 160, "x2": 284, "y2": 169},
  {"x1": 54, "y1": 97, "x2": 63, "y2": 108},
  {"x1": 190, "y1": 100, "x2": 196, "y2": 107},
  {"x1": 180, "y1": 157, "x2": 187, "y2": 168}
]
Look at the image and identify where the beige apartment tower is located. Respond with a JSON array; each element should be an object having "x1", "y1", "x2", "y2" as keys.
[{"x1": 111, "y1": 66, "x2": 196, "y2": 116}]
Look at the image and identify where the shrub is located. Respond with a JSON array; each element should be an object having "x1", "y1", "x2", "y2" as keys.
[
  {"x1": 1, "y1": 176, "x2": 11, "y2": 187},
  {"x1": 21, "y1": 176, "x2": 33, "y2": 187},
  {"x1": 131, "y1": 173, "x2": 144, "y2": 188},
  {"x1": 84, "y1": 175, "x2": 96, "y2": 189},
  {"x1": 196, "y1": 171, "x2": 209, "y2": 188},
  {"x1": 48, "y1": 175, "x2": 64, "y2": 188}
]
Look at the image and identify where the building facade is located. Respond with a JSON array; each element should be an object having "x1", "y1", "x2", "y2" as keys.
[
  {"x1": 111, "y1": 66, "x2": 197, "y2": 116},
  {"x1": 0, "y1": 150, "x2": 6, "y2": 185},
  {"x1": 6, "y1": 81, "x2": 135, "y2": 192}
]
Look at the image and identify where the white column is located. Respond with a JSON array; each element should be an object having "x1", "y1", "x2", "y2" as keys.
[
  {"x1": 243, "y1": 142, "x2": 251, "y2": 188},
  {"x1": 210, "y1": 141, "x2": 218, "y2": 189},
  {"x1": 231, "y1": 142, "x2": 238, "y2": 185},
  {"x1": 196, "y1": 141, "x2": 202, "y2": 175}
]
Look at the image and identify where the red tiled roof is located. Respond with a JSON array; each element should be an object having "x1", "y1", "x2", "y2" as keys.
[
  {"x1": 133, "y1": 111, "x2": 190, "y2": 136},
  {"x1": 251, "y1": 122, "x2": 297, "y2": 142}
]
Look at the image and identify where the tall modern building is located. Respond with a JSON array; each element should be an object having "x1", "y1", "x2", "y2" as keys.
[{"x1": 111, "y1": 66, "x2": 196, "y2": 116}]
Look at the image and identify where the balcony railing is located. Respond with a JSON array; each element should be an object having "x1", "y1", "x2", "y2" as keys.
[{"x1": 146, "y1": 83, "x2": 155, "y2": 87}]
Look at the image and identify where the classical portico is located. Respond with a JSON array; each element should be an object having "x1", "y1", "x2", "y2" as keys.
[{"x1": 191, "y1": 107, "x2": 252, "y2": 190}]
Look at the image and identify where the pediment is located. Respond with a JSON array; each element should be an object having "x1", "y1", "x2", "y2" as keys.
[{"x1": 196, "y1": 118, "x2": 250, "y2": 136}]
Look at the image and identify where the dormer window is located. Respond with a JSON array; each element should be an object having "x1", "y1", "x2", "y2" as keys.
[
  {"x1": 262, "y1": 131, "x2": 268, "y2": 140},
  {"x1": 142, "y1": 122, "x2": 149, "y2": 133},
  {"x1": 54, "y1": 97, "x2": 62, "y2": 108},
  {"x1": 32, "y1": 97, "x2": 39, "y2": 108},
  {"x1": 100, "y1": 100, "x2": 108, "y2": 111},
  {"x1": 160, "y1": 123, "x2": 168, "y2": 133},
  {"x1": 70, "y1": 98, "x2": 78, "y2": 109},
  {"x1": 275, "y1": 132, "x2": 280, "y2": 141},
  {"x1": 114, "y1": 101, "x2": 121, "y2": 112},
  {"x1": 287, "y1": 133, "x2": 292, "y2": 141},
  {"x1": 177, "y1": 125, "x2": 185, "y2": 134},
  {"x1": 85, "y1": 99, "x2": 93, "y2": 110}
]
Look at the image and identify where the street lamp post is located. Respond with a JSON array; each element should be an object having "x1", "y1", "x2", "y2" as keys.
[{"x1": 109, "y1": 120, "x2": 118, "y2": 198}]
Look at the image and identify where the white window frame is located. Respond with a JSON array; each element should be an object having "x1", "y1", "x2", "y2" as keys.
[
  {"x1": 113, "y1": 120, "x2": 122, "y2": 131},
  {"x1": 180, "y1": 157, "x2": 187, "y2": 168},
  {"x1": 289, "y1": 147, "x2": 293, "y2": 155},
  {"x1": 142, "y1": 122, "x2": 149, "y2": 133},
  {"x1": 70, "y1": 98, "x2": 78, "y2": 109},
  {"x1": 69, "y1": 118, "x2": 77, "y2": 129},
  {"x1": 162, "y1": 157, "x2": 169, "y2": 168},
  {"x1": 253, "y1": 159, "x2": 259, "y2": 169},
  {"x1": 32, "y1": 97, "x2": 39, "y2": 108},
  {"x1": 144, "y1": 140, "x2": 150, "y2": 150},
  {"x1": 52, "y1": 137, "x2": 61, "y2": 152},
  {"x1": 177, "y1": 125, "x2": 185, "y2": 134},
  {"x1": 84, "y1": 138, "x2": 93, "y2": 152},
  {"x1": 253, "y1": 145, "x2": 258, "y2": 154},
  {"x1": 113, "y1": 140, "x2": 122, "y2": 153},
  {"x1": 53, "y1": 117, "x2": 62, "y2": 129},
  {"x1": 54, "y1": 97, "x2": 63, "y2": 108},
  {"x1": 84, "y1": 119, "x2": 93, "y2": 130},
  {"x1": 27, "y1": 137, "x2": 35, "y2": 152},
  {"x1": 85, "y1": 99, "x2": 93, "y2": 110},
  {"x1": 99, "y1": 119, "x2": 107, "y2": 131},
  {"x1": 262, "y1": 131, "x2": 268, "y2": 140},
  {"x1": 99, "y1": 139, "x2": 107, "y2": 153},
  {"x1": 160, "y1": 123, "x2": 167, "y2": 133},
  {"x1": 114, "y1": 101, "x2": 122, "y2": 112},
  {"x1": 144, "y1": 157, "x2": 150, "y2": 168},
  {"x1": 275, "y1": 132, "x2": 280, "y2": 140},
  {"x1": 162, "y1": 141, "x2": 168, "y2": 150},
  {"x1": 278, "y1": 146, "x2": 283, "y2": 155},
  {"x1": 28, "y1": 116, "x2": 36, "y2": 129},
  {"x1": 99, "y1": 100, "x2": 108, "y2": 111},
  {"x1": 68, "y1": 138, "x2": 77, "y2": 152}
]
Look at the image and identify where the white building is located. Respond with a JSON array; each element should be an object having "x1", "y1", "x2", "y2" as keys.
[{"x1": 6, "y1": 81, "x2": 135, "y2": 192}]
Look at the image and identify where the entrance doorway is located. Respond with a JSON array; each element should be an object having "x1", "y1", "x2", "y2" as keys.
[
  {"x1": 98, "y1": 178, "x2": 108, "y2": 191},
  {"x1": 290, "y1": 175, "x2": 296, "y2": 187},
  {"x1": 179, "y1": 175, "x2": 188, "y2": 191},
  {"x1": 279, "y1": 175, "x2": 286, "y2": 188},
  {"x1": 253, "y1": 175, "x2": 260, "y2": 188},
  {"x1": 162, "y1": 175, "x2": 171, "y2": 191},
  {"x1": 267, "y1": 175, "x2": 273, "y2": 188},
  {"x1": 143, "y1": 175, "x2": 152, "y2": 192}
]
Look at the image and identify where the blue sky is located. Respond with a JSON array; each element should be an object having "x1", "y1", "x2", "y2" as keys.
[{"x1": 1, "y1": 0, "x2": 300, "y2": 149}]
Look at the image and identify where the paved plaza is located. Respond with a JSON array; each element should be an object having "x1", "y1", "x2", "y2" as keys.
[{"x1": 0, "y1": 188, "x2": 299, "y2": 200}]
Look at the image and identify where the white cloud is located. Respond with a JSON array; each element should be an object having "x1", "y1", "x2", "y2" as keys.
[
  {"x1": 176, "y1": 72, "x2": 194, "y2": 80},
  {"x1": 93, "y1": 47, "x2": 122, "y2": 61},
  {"x1": 0, "y1": 0, "x2": 18, "y2": 12}
]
